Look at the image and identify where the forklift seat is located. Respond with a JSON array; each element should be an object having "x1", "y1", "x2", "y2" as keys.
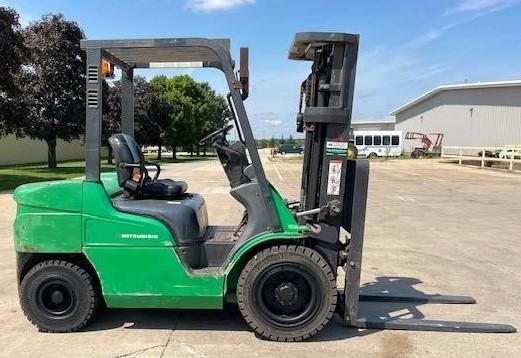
[
  {"x1": 109, "y1": 134, "x2": 188, "y2": 199},
  {"x1": 112, "y1": 194, "x2": 208, "y2": 244}
]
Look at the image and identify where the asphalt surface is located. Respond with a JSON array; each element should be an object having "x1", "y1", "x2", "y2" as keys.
[{"x1": 0, "y1": 155, "x2": 520, "y2": 357}]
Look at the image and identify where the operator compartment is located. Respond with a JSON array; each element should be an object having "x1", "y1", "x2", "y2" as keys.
[{"x1": 108, "y1": 132, "x2": 239, "y2": 270}]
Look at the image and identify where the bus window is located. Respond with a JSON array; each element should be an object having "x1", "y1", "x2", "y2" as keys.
[
  {"x1": 391, "y1": 135, "x2": 400, "y2": 145},
  {"x1": 383, "y1": 136, "x2": 390, "y2": 145},
  {"x1": 355, "y1": 136, "x2": 363, "y2": 146},
  {"x1": 373, "y1": 136, "x2": 382, "y2": 145},
  {"x1": 364, "y1": 136, "x2": 373, "y2": 145}
]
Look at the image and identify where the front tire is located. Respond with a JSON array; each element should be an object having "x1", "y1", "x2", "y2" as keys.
[
  {"x1": 237, "y1": 245, "x2": 337, "y2": 342},
  {"x1": 20, "y1": 260, "x2": 98, "y2": 332}
]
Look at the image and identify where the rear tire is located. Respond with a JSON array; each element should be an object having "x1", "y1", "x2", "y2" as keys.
[
  {"x1": 237, "y1": 245, "x2": 337, "y2": 342},
  {"x1": 367, "y1": 152, "x2": 377, "y2": 159},
  {"x1": 20, "y1": 260, "x2": 98, "y2": 332}
]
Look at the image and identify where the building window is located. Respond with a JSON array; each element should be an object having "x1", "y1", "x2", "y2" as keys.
[
  {"x1": 391, "y1": 135, "x2": 400, "y2": 146},
  {"x1": 383, "y1": 136, "x2": 390, "y2": 145},
  {"x1": 364, "y1": 136, "x2": 373, "y2": 145},
  {"x1": 355, "y1": 136, "x2": 363, "y2": 146},
  {"x1": 373, "y1": 136, "x2": 382, "y2": 145}
]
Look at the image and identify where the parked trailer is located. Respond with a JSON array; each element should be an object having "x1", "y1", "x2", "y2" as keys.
[{"x1": 354, "y1": 130, "x2": 403, "y2": 158}]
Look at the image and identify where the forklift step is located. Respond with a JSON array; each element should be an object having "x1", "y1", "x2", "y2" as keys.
[
  {"x1": 354, "y1": 317, "x2": 517, "y2": 333},
  {"x1": 359, "y1": 293, "x2": 476, "y2": 304}
]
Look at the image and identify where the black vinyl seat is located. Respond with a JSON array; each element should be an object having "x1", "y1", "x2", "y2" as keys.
[
  {"x1": 108, "y1": 133, "x2": 187, "y2": 199},
  {"x1": 112, "y1": 194, "x2": 208, "y2": 244}
]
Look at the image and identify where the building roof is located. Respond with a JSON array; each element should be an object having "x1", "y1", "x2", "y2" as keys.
[
  {"x1": 390, "y1": 80, "x2": 521, "y2": 115},
  {"x1": 352, "y1": 117, "x2": 395, "y2": 125}
]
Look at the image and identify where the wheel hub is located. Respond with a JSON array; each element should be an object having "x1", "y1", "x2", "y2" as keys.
[
  {"x1": 274, "y1": 282, "x2": 299, "y2": 305},
  {"x1": 50, "y1": 290, "x2": 65, "y2": 305},
  {"x1": 37, "y1": 280, "x2": 75, "y2": 317}
]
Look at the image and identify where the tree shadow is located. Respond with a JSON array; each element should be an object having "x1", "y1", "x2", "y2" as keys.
[{"x1": 83, "y1": 276, "x2": 439, "y2": 342}]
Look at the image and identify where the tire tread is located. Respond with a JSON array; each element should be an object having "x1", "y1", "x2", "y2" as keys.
[
  {"x1": 19, "y1": 260, "x2": 98, "y2": 333},
  {"x1": 236, "y1": 245, "x2": 337, "y2": 342}
]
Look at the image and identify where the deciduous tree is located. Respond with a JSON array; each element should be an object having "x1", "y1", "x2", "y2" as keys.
[
  {"x1": 0, "y1": 7, "x2": 27, "y2": 135},
  {"x1": 151, "y1": 75, "x2": 229, "y2": 159},
  {"x1": 21, "y1": 14, "x2": 85, "y2": 168}
]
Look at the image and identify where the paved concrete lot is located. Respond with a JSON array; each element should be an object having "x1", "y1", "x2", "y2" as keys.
[{"x1": 0, "y1": 157, "x2": 520, "y2": 357}]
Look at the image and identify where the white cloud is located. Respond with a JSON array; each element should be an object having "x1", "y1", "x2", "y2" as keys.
[
  {"x1": 186, "y1": 0, "x2": 255, "y2": 12},
  {"x1": 263, "y1": 119, "x2": 282, "y2": 125},
  {"x1": 408, "y1": 0, "x2": 520, "y2": 47},
  {"x1": 444, "y1": 0, "x2": 521, "y2": 15}
]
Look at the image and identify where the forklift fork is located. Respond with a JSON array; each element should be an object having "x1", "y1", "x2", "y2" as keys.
[{"x1": 340, "y1": 159, "x2": 516, "y2": 334}]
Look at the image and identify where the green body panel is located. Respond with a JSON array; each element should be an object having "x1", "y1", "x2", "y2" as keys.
[
  {"x1": 82, "y1": 182, "x2": 173, "y2": 247},
  {"x1": 84, "y1": 246, "x2": 223, "y2": 308},
  {"x1": 14, "y1": 179, "x2": 83, "y2": 212},
  {"x1": 14, "y1": 180, "x2": 84, "y2": 252},
  {"x1": 14, "y1": 174, "x2": 308, "y2": 309}
]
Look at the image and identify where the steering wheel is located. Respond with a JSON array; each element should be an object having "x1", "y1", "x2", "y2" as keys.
[{"x1": 199, "y1": 124, "x2": 234, "y2": 146}]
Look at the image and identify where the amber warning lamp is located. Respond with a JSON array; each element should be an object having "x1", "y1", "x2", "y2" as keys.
[{"x1": 101, "y1": 59, "x2": 114, "y2": 79}]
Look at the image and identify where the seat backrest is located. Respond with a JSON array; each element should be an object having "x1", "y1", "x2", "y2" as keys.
[{"x1": 108, "y1": 133, "x2": 145, "y2": 191}]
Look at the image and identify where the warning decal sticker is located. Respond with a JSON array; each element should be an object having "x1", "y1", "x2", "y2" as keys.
[
  {"x1": 326, "y1": 141, "x2": 348, "y2": 156},
  {"x1": 327, "y1": 160, "x2": 342, "y2": 196}
]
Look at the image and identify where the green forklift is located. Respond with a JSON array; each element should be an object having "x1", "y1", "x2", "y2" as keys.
[{"x1": 13, "y1": 33, "x2": 515, "y2": 341}]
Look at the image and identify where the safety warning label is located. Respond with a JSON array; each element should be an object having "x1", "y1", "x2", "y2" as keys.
[
  {"x1": 327, "y1": 160, "x2": 342, "y2": 196},
  {"x1": 326, "y1": 141, "x2": 348, "y2": 156}
]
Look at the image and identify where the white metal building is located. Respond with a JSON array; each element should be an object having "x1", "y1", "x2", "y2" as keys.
[
  {"x1": 391, "y1": 80, "x2": 521, "y2": 152},
  {"x1": 351, "y1": 118, "x2": 395, "y2": 131},
  {"x1": 0, "y1": 135, "x2": 84, "y2": 166}
]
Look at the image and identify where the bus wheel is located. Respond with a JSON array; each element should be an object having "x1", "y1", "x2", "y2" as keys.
[{"x1": 367, "y1": 153, "x2": 377, "y2": 159}]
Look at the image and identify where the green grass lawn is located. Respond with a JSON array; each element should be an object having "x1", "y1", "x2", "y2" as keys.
[{"x1": 0, "y1": 154, "x2": 218, "y2": 191}]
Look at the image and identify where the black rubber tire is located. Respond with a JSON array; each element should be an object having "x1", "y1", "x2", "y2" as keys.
[
  {"x1": 412, "y1": 149, "x2": 424, "y2": 159},
  {"x1": 19, "y1": 260, "x2": 98, "y2": 333},
  {"x1": 367, "y1": 152, "x2": 377, "y2": 159},
  {"x1": 237, "y1": 245, "x2": 337, "y2": 342}
]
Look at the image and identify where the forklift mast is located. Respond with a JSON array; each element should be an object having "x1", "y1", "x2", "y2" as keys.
[
  {"x1": 290, "y1": 33, "x2": 366, "y2": 261},
  {"x1": 290, "y1": 32, "x2": 370, "y2": 324},
  {"x1": 289, "y1": 33, "x2": 515, "y2": 333},
  {"x1": 292, "y1": 33, "x2": 359, "y2": 214}
]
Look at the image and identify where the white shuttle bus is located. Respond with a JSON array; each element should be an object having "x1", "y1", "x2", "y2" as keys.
[{"x1": 354, "y1": 130, "x2": 403, "y2": 158}]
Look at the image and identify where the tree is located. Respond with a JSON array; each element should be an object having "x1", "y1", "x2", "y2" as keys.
[
  {"x1": 197, "y1": 82, "x2": 229, "y2": 156},
  {"x1": 102, "y1": 80, "x2": 119, "y2": 164},
  {"x1": 0, "y1": 7, "x2": 27, "y2": 135},
  {"x1": 287, "y1": 134, "x2": 295, "y2": 144},
  {"x1": 151, "y1": 75, "x2": 229, "y2": 159},
  {"x1": 133, "y1": 76, "x2": 170, "y2": 158},
  {"x1": 103, "y1": 76, "x2": 170, "y2": 162},
  {"x1": 21, "y1": 14, "x2": 85, "y2": 168}
]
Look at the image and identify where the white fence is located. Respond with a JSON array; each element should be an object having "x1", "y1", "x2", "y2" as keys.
[{"x1": 441, "y1": 145, "x2": 521, "y2": 171}]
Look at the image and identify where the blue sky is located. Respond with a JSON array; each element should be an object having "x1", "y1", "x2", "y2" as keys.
[{"x1": 2, "y1": 0, "x2": 521, "y2": 138}]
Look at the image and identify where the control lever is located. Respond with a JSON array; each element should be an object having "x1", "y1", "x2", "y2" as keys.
[{"x1": 295, "y1": 200, "x2": 342, "y2": 218}]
